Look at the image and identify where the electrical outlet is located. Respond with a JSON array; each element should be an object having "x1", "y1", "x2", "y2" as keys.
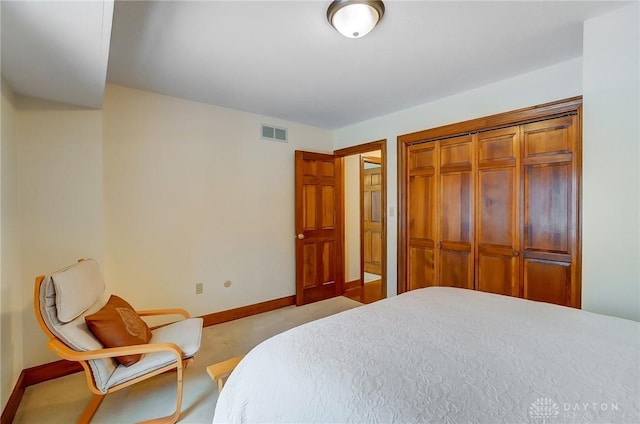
[
  {"x1": 195, "y1": 282, "x2": 203, "y2": 294},
  {"x1": 224, "y1": 280, "x2": 232, "y2": 288}
]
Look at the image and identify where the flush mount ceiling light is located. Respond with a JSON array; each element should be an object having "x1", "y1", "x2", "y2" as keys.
[{"x1": 327, "y1": 0, "x2": 385, "y2": 39}]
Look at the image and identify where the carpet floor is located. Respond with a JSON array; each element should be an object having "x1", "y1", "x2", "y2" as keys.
[{"x1": 14, "y1": 296, "x2": 362, "y2": 424}]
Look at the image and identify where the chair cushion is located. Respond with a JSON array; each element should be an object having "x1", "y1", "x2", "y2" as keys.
[
  {"x1": 39, "y1": 272, "x2": 117, "y2": 392},
  {"x1": 85, "y1": 295, "x2": 153, "y2": 366},
  {"x1": 106, "y1": 317, "x2": 203, "y2": 390},
  {"x1": 51, "y1": 259, "x2": 105, "y2": 323}
]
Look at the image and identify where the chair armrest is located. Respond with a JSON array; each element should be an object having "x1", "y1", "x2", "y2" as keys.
[
  {"x1": 136, "y1": 308, "x2": 191, "y2": 319},
  {"x1": 47, "y1": 339, "x2": 185, "y2": 364}
]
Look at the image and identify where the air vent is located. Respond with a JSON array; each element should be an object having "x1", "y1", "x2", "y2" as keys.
[{"x1": 261, "y1": 124, "x2": 288, "y2": 143}]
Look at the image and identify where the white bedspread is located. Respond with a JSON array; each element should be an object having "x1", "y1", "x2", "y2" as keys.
[{"x1": 213, "y1": 287, "x2": 640, "y2": 423}]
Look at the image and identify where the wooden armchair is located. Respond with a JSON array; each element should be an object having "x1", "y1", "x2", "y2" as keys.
[{"x1": 34, "y1": 259, "x2": 203, "y2": 424}]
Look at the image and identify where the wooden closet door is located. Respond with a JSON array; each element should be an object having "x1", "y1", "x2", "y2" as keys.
[
  {"x1": 476, "y1": 128, "x2": 520, "y2": 296},
  {"x1": 439, "y1": 135, "x2": 474, "y2": 289},
  {"x1": 521, "y1": 116, "x2": 580, "y2": 307},
  {"x1": 407, "y1": 143, "x2": 438, "y2": 290}
]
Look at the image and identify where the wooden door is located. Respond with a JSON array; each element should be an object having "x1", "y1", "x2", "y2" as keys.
[
  {"x1": 406, "y1": 143, "x2": 438, "y2": 290},
  {"x1": 362, "y1": 158, "x2": 382, "y2": 276},
  {"x1": 295, "y1": 151, "x2": 343, "y2": 306},
  {"x1": 475, "y1": 128, "x2": 520, "y2": 296},
  {"x1": 521, "y1": 116, "x2": 580, "y2": 307},
  {"x1": 439, "y1": 135, "x2": 474, "y2": 289}
]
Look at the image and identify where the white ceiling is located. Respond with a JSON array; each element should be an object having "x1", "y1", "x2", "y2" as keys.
[
  {"x1": 1, "y1": 1, "x2": 631, "y2": 128},
  {"x1": 1, "y1": 0, "x2": 113, "y2": 109}
]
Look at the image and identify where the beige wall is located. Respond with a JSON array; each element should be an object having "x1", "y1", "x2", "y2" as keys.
[
  {"x1": 344, "y1": 155, "x2": 360, "y2": 283},
  {"x1": 582, "y1": 2, "x2": 640, "y2": 321},
  {"x1": 1, "y1": 80, "x2": 23, "y2": 409},
  {"x1": 102, "y1": 85, "x2": 334, "y2": 316},
  {"x1": 15, "y1": 97, "x2": 105, "y2": 367}
]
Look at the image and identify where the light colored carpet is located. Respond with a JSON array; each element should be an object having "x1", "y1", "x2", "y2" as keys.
[
  {"x1": 364, "y1": 272, "x2": 380, "y2": 283},
  {"x1": 14, "y1": 296, "x2": 362, "y2": 424}
]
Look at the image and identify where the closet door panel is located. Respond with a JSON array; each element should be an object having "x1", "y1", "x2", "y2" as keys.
[
  {"x1": 440, "y1": 172, "x2": 472, "y2": 243},
  {"x1": 478, "y1": 254, "x2": 515, "y2": 295},
  {"x1": 523, "y1": 116, "x2": 573, "y2": 157},
  {"x1": 476, "y1": 166, "x2": 518, "y2": 296},
  {"x1": 409, "y1": 246, "x2": 435, "y2": 289},
  {"x1": 407, "y1": 144, "x2": 438, "y2": 290},
  {"x1": 522, "y1": 115, "x2": 579, "y2": 307},
  {"x1": 478, "y1": 133, "x2": 516, "y2": 163},
  {"x1": 441, "y1": 142, "x2": 472, "y2": 167},
  {"x1": 476, "y1": 128, "x2": 519, "y2": 297},
  {"x1": 524, "y1": 163, "x2": 571, "y2": 253},
  {"x1": 440, "y1": 250, "x2": 472, "y2": 289},
  {"x1": 409, "y1": 174, "x2": 436, "y2": 241},
  {"x1": 524, "y1": 259, "x2": 572, "y2": 306},
  {"x1": 478, "y1": 168, "x2": 515, "y2": 246},
  {"x1": 439, "y1": 136, "x2": 474, "y2": 289}
]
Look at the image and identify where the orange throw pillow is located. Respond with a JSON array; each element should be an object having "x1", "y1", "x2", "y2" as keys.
[{"x1": 85, "y1": 295, "x2": 153, "y2": 366}]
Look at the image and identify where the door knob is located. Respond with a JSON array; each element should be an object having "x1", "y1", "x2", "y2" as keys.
[
  {"x1": 513, "y1": 250, "x2": 519, "y2": 257},
  {"x1": 297, "y1": 233, "x2": 305, "y2": 240}
]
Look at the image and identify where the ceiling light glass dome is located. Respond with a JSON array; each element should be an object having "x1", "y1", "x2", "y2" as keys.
[{"x1": 327, "y1": 1, "x2": 385, "y2": 39}]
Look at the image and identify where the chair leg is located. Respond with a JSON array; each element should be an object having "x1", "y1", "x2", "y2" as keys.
[
  {"x1": 78, "y1": 394, "x2": 105, "y2": 424},
  {"x1": 138, "y1": 366, "x2": 184, "y2": 424}
]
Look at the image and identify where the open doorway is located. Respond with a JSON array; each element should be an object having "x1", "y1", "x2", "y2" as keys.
[
  {"x1": 361, "y1": 155, "x2": 382, "y2": 287},
  {"x1": 335, "y1": 141, "x2": 386, "y2": 304}
]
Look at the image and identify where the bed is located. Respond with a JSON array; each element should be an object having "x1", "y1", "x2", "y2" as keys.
[{"x1": 213, "y1": 287, "x2": 639, "y2": 423}]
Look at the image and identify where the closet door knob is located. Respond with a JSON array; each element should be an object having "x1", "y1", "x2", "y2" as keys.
[{"x1": 513, "y1": 250, "x2": 519, "y2": 257}]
